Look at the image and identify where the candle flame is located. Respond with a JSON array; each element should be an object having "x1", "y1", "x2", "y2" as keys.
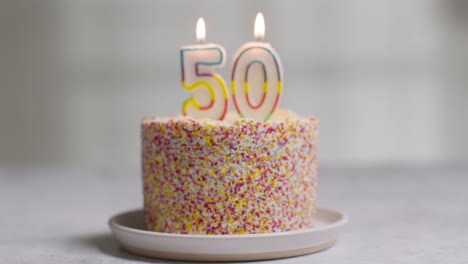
[
  {"x1": 196, "y1": 17, "x2": 206, "y2": 43},
  {"x1": 254, "y1": 12, "x2": 265, "y2": 41}
]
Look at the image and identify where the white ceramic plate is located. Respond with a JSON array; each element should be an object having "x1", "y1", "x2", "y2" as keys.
[{"x1": 109, "y1": 207, "x2": 348, "y2": 262}]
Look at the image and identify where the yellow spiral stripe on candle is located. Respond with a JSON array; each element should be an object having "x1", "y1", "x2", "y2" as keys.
[
  {"x1": 215, "y1": 74, "x2": 229, "y2": 100},
  {"x1": 182, "y1": 74, "x2": 227, "y2": 114},
  {"x1": 231, "y1": 81, "x2": 281, "y2": 96},
  {"x1": 230, "y1": 80, "x2": 236, "y2": 95},
  {"x1": 277, "y1": 80, "x2": 282, "y2": 94},
  {"x1": 243, "y1": 81, "x2": 268, "y2": 94}
]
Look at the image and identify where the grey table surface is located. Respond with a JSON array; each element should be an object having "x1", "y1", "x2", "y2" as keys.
[{"x1": 1, "y1": 165, "x2": 467, "y2": 263}]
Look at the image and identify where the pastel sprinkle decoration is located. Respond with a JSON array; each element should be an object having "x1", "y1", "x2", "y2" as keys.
[{"x1": 142, "y1": 110, "x2": 319, "y2": 235}]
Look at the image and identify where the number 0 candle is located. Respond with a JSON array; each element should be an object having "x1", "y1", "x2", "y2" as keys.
[
  {"x1": 231, "y1": 13, "x2": 283, "y2": 121},
  {"x1": 180, "y1": 18, "x2": 229, "y2": 120}
]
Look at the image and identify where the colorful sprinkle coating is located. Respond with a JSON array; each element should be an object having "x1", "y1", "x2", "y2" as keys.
[{"x1": 142, "y1": 109, "x2": 319, "y2": 235}]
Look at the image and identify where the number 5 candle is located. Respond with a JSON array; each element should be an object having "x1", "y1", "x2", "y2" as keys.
[
  {"x1": 231, "y1": 13, "x2": 283, "y2": 121},
  {"x1": 180, "y1": 18, "x2": 229, "y2": 120}
]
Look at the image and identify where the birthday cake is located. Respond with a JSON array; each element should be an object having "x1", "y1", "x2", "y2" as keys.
[
  {"x1": 141, "y1": 12, "x2": 319, "y2": 235},
  {"x1": 142, "y1": 109, "x2": 319, "y2": 234}
]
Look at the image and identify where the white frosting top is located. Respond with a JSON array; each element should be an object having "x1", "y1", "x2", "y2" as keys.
[{"x1": 144, "y1": 109, "x2": 314, "y2": 125}]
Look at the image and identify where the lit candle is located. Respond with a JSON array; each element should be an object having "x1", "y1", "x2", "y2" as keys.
[
  {"x1": 231, "y1": 13, "x2": 283, "y2": 121},
  {"x1": 180, "y1": 18, "x2": 229, "y2": 120}
]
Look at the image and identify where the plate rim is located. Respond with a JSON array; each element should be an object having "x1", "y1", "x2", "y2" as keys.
[{"x1": 109, "y1": 207, "x2": 348, "y2": 239}]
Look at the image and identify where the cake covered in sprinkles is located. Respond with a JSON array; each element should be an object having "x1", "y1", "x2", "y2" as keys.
[{"x1": 142, "y1": 109, "x2": 319, "y2": 234}]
